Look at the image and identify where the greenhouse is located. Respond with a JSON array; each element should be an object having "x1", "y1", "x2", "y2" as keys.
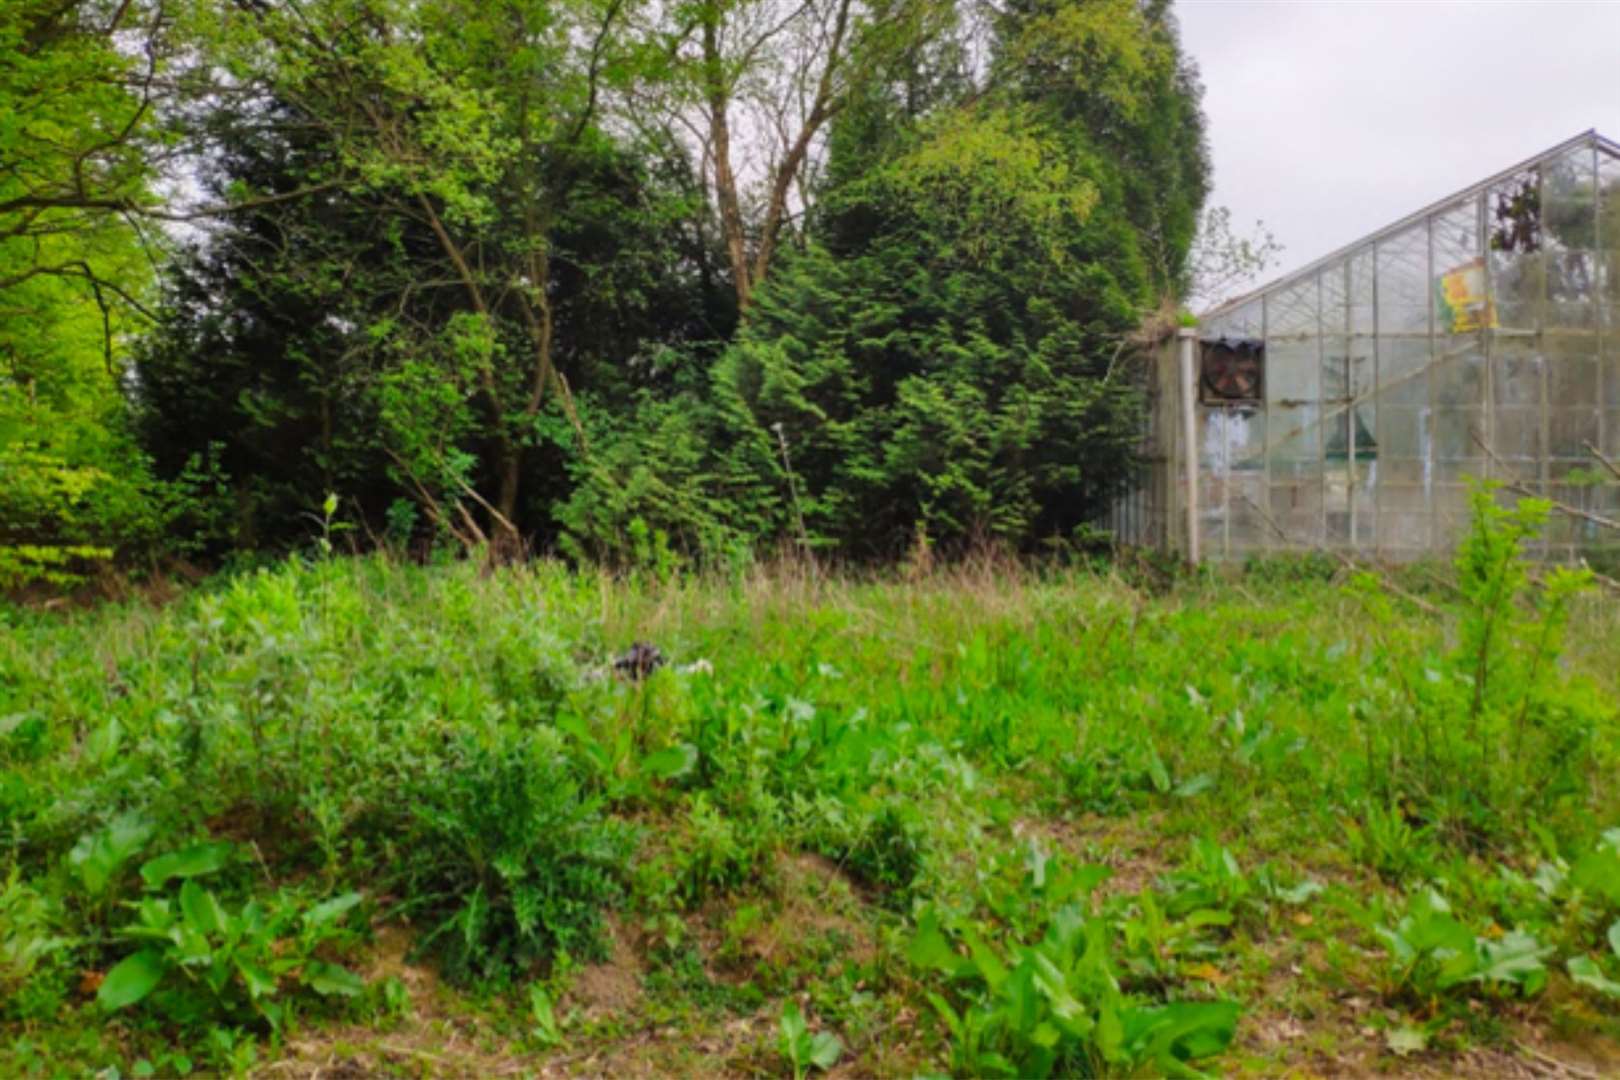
[{"x1": 1114, "y1": 129, "x2": 1620, "y2": 565}]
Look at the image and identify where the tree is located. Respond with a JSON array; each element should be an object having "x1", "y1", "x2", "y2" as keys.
[
  {"x1": 559, "y1": 0, "x2": 1211, "y2": 562},
  {"x1": 635, "y1": 0, "x2": 951, "y2": 310},
  {"x1": 0, "y1": 0, "x2": 174, "y2": 585},
  {"x1": 0, "y1": 1, "x2": 169, "y2": 315},
  {"x1": 684, "y1": 0, "x2": 1210, "y2": 556},
  {"x1": 991, "y1": 0, "x2": 1211, "y2": 298},
  {"x1": 136, "y1": 11, "x2": 731, "y2": 555},
  {"x1": 1185, "y1": 205, "x2": 1283, "y2": 312},
  {"x1": 709, "y1": 104, "x2": 1151, "y2": 555},
  {"x1": 177, "y1": 0, "x2": 717, "y2": 555}
]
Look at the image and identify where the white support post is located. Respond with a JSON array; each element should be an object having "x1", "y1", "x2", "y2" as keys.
[{"x1": 1178, "y1": 327, "x2": 1200, "y2": 565}]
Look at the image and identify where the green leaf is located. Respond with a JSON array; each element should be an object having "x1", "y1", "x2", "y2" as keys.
[
  {"x1": 1386, "y1": 1026, "x2": 1428, "y2": 1055},
  {"x1": 1609, "y1": 920, "x2": 1620, "y2": 959},
  {"x1": 69, "y1": 815, "x2": 153, "y2": 897},
  {"x1": 85, "y1": 718, "x2": 123, "y2": 765},
  {"x1": 1273, "y1": 880, "x2": 1324, "y2": 905},
  {"x1": 641, "y1": 742, "x2": 698, "y2": 782},
  {"x1": 1095, "y1": 1002, "x2": 1125, "y2": 1063},
  {"x1": 304, "y1": 892, "x2": 363, "y2": 929},
  {"x1": 959, "y1": 925, "x2": 1008, "y2": 990},
  {"x1": 98, "y1": 949, "x2": 167, "y2": 1011},
  {"x1": 178, "y1": 880, "x2": 227, "y2": 937},
  {"x1": 1571, "y1": 848, "x2": 1620, "y2": 905},
  {"x1": 529, "y1": 984, "x2": 562, "y2": 1047},
  {"x1": 235, "y1": 958, "x2": 276, "y2": 999},
  {"x1": 1122, "y1": 1000, "x2": 1240, "y2": 1075},
  {"x1": 1183, "y1": 908, "x2": 1234, "y2": 931},
  {"x1": 140, "y1": 842, "x2": 236, "y2": 889},
  {"x1": 779, "y1": 999, "x2": 808, "y2": 1042},
  {"x1": 1146, "y1": 747, "x2": 1171, "y2": 793},
  {"x1": 808, "y1": 1030, "x2": 842, "y2": 1070},
  {"x1": 1473, "y1": 932, "x2": 1550, "y2": 987},
  {"x1": 1173, "y1": 773, "x2": 1214, "y2": 798},
  {"x1": 1025, "y1": 841, "x2": 1049, "y2": 889},
  {"x1": 1568, "y1": 956, "x2": 1620, "y2": 998},
  {"x1": 302, "y1": 961, "x2": 364, "y2": 997},
  {"x1": 908, "y1": 909, "x2": 963, "y2": 975}
]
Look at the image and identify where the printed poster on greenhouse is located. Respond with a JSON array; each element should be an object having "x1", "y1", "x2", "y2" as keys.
[{"x1": 1434, "y1": 258, "x2": 1498, "y2": 333}]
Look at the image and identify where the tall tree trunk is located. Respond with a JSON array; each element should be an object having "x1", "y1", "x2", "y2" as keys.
[
  {"x1": 495, "y1": 448, "x2": 522, "y2": 557},
  {"x1": 703, "y1": 16, "x2": 752, "y2": 309}
]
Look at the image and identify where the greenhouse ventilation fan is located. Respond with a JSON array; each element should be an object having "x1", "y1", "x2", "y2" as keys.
[{"x1": 1200, "y1": 338, "x2": 1264, "y2": 404}]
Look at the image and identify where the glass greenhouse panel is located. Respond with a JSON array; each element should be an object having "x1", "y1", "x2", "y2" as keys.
[
  {"x1": 1138, "y1": 131, "x2": 1620, "y2": 562},
  {"x1": 1376, "y1": 225, "x2": 1430, "y2": 336}
]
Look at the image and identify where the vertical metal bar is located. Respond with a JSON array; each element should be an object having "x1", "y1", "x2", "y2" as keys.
[
  {"x1": 1595, "y1": 138, "x2": 1607, "y2": 517},
  {"x1": 1316, "y1": 272, "x2": 1326, "y2": 547},
  {"x1": 1223, "y1": 400, "x2": 1232, "y2": 560},
  {"x1": 1345, "y1": 255, "x2": 1356, "y2": 551},
  {"x1": 1537, "y1": 162, "x2": 1551, "y2": 555},
  {"x1": 1261, "y1": 291, "x2": 1271, "y2": 553},
  {"x1": 1178, "y1": 327, "x2": 1200, "y2": 565},
  {"x1": 1426, "y1": 210, "x2": 1438, "y2": 553},
  {"x1": 1371, "y1": 239, "x2": 1381, "y2": 555},
  {"x1": 1480, "y1": 189, "x2": 1494, "y2": 490}
]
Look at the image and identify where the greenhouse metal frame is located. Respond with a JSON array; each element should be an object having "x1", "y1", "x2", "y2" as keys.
[{"x1": 1114, "y1": 129, "x2": 1620, "y2": 565}]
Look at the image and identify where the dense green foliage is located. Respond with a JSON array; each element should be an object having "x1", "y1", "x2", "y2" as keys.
[
  {"x1": 2, "y1": 504, "x2": 1618, "y2": 1073},
  {"x1": 566, "y1": 0, "x2": 1211, "y2": 561},
  {"x1": 7, "y1": 3, "x2": 1616, "y2": 1077},
  {"x1": 3, "y1": 0, "x2": 1211, "y2": 575},
  {"x1": 706, "y1": 108, "x2": 1150, "y2": 554},
  {"x1": 0, "y1": 1, "x2": 168, "y2": 586}
]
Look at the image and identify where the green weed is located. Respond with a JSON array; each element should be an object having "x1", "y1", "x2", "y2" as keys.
[{"x1": 0, "y1": 489, "x2": 1615, "y2": 1073}]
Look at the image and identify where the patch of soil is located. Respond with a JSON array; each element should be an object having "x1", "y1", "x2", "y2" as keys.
[
  {"x1": 258, "y1": 924, "x2": 530, "y2": 1079},
  {"x1": 565, "y1": 916, "x2": 643, "y2": 1020},
  {"x1": 1011, "y1": 812, "x2": 1174, "y2": 898},
  {"x1": 761, "y1": 852, "x2": 877, "y2": 964},
  {"x1": 538, "y1": 1006, "x2": 777, "y2": 1078}
]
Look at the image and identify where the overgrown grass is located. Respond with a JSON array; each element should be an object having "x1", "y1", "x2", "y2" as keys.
[{"x1": 3, "y1": 510, "x2": 1619, "y2": 1075}]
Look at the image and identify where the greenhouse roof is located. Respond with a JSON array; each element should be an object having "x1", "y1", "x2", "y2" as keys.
[{"x1": 1201, "y1": 129, "x2": 1620, "y2": 322}]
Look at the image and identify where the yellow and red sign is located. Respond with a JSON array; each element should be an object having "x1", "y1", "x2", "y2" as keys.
[{"x1": 1435, "y1": 258, "x2": 1497, "y2": 333}]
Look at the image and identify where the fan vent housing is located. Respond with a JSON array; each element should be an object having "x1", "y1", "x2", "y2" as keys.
[{"x1": 1200, "y1": 338, "x2": 1264, "y2": 405}]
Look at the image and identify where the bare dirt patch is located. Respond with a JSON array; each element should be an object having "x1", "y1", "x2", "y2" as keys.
[
  {"x1": 564, "y1": 916, "x2": 643, "y2": 1022},
  {"x1": 1012, "y1": 811, "x2": 1175, "y2": 898},
  {"x1": 258, "y1": 924, "x2": 532, "y2": 1079}
]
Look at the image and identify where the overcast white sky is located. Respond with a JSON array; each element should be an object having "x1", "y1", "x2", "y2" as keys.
[{"x1": 1177, "y1": 0, "x2": 1620, "y2": 302}]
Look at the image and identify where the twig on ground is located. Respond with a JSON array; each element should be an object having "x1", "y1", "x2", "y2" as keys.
[{"x1": 1514, "y1": 1040, "x2": 1602, "y2": 1080}]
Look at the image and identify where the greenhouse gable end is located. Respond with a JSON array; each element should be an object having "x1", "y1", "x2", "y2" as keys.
[{"x1": 1113, "y1": 130, "x2": 1620, "y2": 566}]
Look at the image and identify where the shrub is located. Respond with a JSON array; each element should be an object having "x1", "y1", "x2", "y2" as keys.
[
  {"x1": 1348, "y1": 483, "x2": 1604, "y2": 850},
  {"x1": 98, "y1": 881, "x2": 365, "y2": 1032},
  {"x1": 396, "y1": 728, "x2": 635, "y2": 984}
]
